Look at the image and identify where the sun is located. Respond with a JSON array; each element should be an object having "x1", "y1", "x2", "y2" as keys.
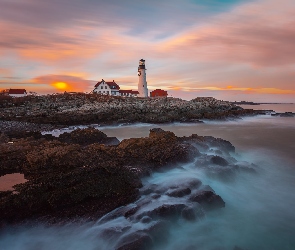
[{"x1": 53, "y1": 82, "x2": 68, "y2": 90}]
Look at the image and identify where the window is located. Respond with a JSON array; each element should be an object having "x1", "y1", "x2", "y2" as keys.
[
  {"x1": 101, "y1": 86, "x2": 103, "y2": 89},
  {"x1": 105, "y1": 86, "x2": 107, "y2": 89}
]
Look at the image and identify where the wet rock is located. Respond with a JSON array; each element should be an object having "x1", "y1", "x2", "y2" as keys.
[
  {"x1": 0, "y1": 127, "x2": 228, "y2": 225},
  {"x1": 58, "y1": 128, "x2": 108, "y2": 146},
  {"x1": 135, "y1": 197, "x2": 153, "y2": 208},
  {"x1": 166, "y1": 187, "x2": 191, "y2": 197},
  {"x1": 140, "y1": 184, "x2": 159, "y2": 195},
  {"x1": 181, "y1": 206, "x2": 196, "y2": 221},
  {"x1": 198, "y1": 185, "x2": 215, "y2": 193},
  {"x1": 279, "y1": 112, "x2": 295, "y2": 117},
  {"x1": 234, "y1": 161, "x2": 257, "y2": 174},
  {"x1": 99, "y1": 204, "x2": 138, "y2": 224},
  {"x1": 115, "y1": 232, "x2": 153, "y2": 250},
  {"x1": 185, "y1": 178, "x2": 202, "y2": 189},
  {"x1": 151, "y1": 194, "x2": 161, "y2": 199},
  {"x1": 124, "y1": 206, "x2": 140, "y2": 218},
  {"x1": 204, "y1": 136, "x2": 235, "y2": 153},
  {"x1": 210, "y1": 155, "x2": 229, "y2": 166},
  {"x1": 137, "y1": 204, "x2": 186, "y2": 221},
  {"x1": 143, "y1": 220, "x2": 171, "y2": 243},
  {"x1": 189, "y1": 191, "x2": 225, "y2": 210},
  {"x1": 181, "y1": 204, "x2": 205, "y2": 221},
  {"x1": 117, "y1": 129, "x2": 194, "y2": 168},
  {"x1": 140, "y1": 216, "x2": 152, "y2": 224},
  {"x1": 151, "y1": 177, "x2": 202, "y2": 195}
]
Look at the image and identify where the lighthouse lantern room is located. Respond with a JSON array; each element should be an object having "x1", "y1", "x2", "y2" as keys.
[{"x1": 138, "y1": 59, "x2": 148, "y2": 97}]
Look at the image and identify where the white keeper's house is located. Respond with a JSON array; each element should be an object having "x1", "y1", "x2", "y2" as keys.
[{"x1": 93, "y1": 79, "x2": 139, "y2": 97}]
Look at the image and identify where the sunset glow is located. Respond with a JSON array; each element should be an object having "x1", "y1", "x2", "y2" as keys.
[
  {"x1": 53, "y1": 82, "x2": 68, "y2": 90},
  {"x1": 0, "y1": 0, "x2": 294, "y2": 102}
]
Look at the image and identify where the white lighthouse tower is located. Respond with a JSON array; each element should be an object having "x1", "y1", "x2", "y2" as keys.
[{"x1": 138, "y1": 59, "x2": 148, "y2": 97}]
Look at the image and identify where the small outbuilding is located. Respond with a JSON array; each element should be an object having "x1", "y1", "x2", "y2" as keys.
[
  {"x1": 1, "y1": 89, "x2": 27, "y2": 97},
  {"x1": 119, "y1": 90, "x2": 139, "y2": 97},
  {"x1": 150, "y1": 89, "x2": 168, "y2": 98}
]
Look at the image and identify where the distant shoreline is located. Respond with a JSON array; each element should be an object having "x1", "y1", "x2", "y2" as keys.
[{"x1": 232, "y1": 102, "x2": 294, "y2": 105}]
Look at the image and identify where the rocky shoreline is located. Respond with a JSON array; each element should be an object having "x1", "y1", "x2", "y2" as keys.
[
  {"x1": 0, "y1": 93, "x2": 263, "y2": 128},
  {"x1": 0, "y1": 94, "x2": 263, "y2": 249},
  {"x1": 0, "y1": 125, "x2": 258, "y2": 249}
]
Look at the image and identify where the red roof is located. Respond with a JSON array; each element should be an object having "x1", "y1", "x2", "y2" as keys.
[
  {"x1": 95, "y1": 80, "x2": 120, "y2": 90},
  {"x1": 119, "y1": 90, "x2": 139, "y2": 94},
  {"x1": 106, "y1": 82, "x2": 120, "y2": 90},
  {"x1": 8, "y1": 89, "x2": 27, "y2": 94}
]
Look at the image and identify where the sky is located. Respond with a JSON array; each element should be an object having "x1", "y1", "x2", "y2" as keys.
[{"x1": 0, "y1": 0, "x2": 294, "y2": 102}]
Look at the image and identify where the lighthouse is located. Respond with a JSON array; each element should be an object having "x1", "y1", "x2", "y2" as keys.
[{"x1": 138, "y1": 59, "x2": 148, "y2": 97}]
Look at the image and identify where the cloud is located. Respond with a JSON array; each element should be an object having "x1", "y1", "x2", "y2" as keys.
[{"x1": 161, "y1": 0, "x2": 295, "y2": 66}]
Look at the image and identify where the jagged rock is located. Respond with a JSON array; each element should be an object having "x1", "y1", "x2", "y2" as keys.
[
  {"x1": 181, "y1": 206, "x2": 196, "y2": 221},
  {"x1": 136, "y1": 204, "x2": 186, "y2": 221},
  {"x1": 0, "y1": 93, "x2": 259, "y2": 126},
  {"x1": 0, "y1": 127, "x2": 227, "y2": 226},
  {"x1": 143, "y1": 220, "x2": 171, "y2": 243},
  {"x1": 58, "y1": 128, "x2": 108, "y2": 145},
  {"x1": 166, "y1": 187, "x2": 191, "y2": 197},
  {"x1": 140, "y1": 216, "x2": 152, "y2": 223},
  {"x1": 210, "y1": 155, "x2": 229, "y2": 166},
  {"x1": 189, "y1": 191, "x2": 225, "y2": 210},
  {"x1": 181, "y1": 204, "x2": 205, "y2": 221}
]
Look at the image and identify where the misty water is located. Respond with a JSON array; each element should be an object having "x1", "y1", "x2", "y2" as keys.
[{"x1": 1, "y1": 106, "x2": 295, "y2": 250}]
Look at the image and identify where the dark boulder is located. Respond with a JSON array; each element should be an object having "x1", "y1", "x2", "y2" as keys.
[
  {"x1": 210, "y1": 155, "x2": 229, "y2": 166},
  {"x1": 181, "y1": 206, "x2": 196, "y2": 221},
  {"x1": 166, "y1": 187, "x2": 191, "y2": 197},
  {"x1": 58, "y1": 128, "x2": 108, "y2": 145},
  {"x1": 181, "y1": 204, "x2": 205, "y2": 221},
  {"x1": 189, "y1": 191, "x2": 225, "y2": 210},
  {"x1": 137, "y1": 204, "x2": 186, "y2": 221},
  {"x1": 143, "y1": 220, "x2": 171, "y2": 243},
  {"x1": 140, "y1": 216, "x2": 152, "y2": 224}
]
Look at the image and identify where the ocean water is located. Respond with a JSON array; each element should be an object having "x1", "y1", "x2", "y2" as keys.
[
  {"x1": 0, "y1": 174, "x2": 26, "y2": 191},
  {"x1": 1, "y1": 108, "x2": 295, "y2": 250},
  {"x1": 239, "y1": 103, "x2": 295, "y2": 113}
]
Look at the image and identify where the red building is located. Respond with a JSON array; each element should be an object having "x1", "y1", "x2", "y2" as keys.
[
  {"x1": 150, "y1": 89, "x2": 168, "y2": 97},
  {"x1": 1, "y1": 89, "x2": 27, "y2": 97}
]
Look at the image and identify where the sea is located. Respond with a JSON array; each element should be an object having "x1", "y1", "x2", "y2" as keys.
[{"x1": 0, "y1": 104, "x2": 295, "y2": 250}]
